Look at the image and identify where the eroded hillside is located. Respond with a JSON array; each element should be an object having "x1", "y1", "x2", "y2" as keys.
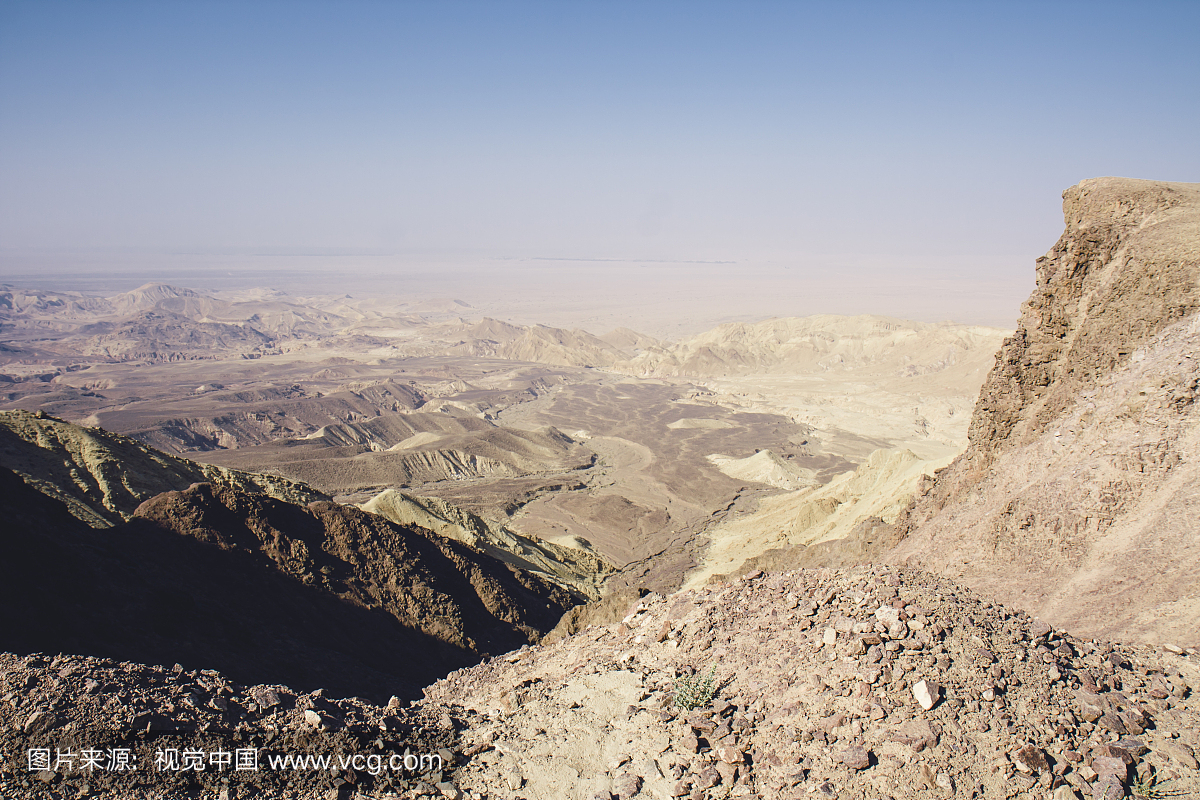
[{"x1": 885, "y1": 178, "x2": 1200, "y2": 647}]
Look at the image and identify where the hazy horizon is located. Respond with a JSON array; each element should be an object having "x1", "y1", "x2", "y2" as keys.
[{"x1": 3, "y1": 1, "x2": 1198, "y2": 332}]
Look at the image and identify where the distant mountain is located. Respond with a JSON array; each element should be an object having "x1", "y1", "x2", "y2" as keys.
[{"x1": 621, "y1": 314, "x2": 1006, "y2": 378}]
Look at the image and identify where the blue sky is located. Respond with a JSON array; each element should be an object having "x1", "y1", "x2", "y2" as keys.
[{"x1": 0, "y1": 1, "x2": 1197, "y2": 325}]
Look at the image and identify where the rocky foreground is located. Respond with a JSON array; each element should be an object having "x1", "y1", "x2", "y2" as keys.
[{"x1": 4, "y1": 566, "x2": 1198, "y2": 799}]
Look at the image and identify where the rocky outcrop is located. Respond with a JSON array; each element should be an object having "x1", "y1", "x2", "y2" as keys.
[
  {"x1": 886, "y1": 178, "x2": 1200, "y2": 646},
  {"x1": 950, "y1": 178, "x2": 1199, "y2": 484},
  {"x1": 0, "y1": 409, "x2": 327, "y2": 526}
]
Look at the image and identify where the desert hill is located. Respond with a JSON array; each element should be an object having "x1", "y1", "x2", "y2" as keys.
[
  {"x1": 690, "y1": 448, "x2": 956, "y2": 589},
  {"x1": 0, "y1": 408, "x2": 327, "y2": 527},
  {"x1": 0, "y1": 411, "x2": 590, "y2": 701},
  {"x1": 622, "y1": 315, "x2": 1003, "y2": 379},
  {"x1": 361, "y1": 488, "x2": 614, "y2": 600},
  {"x1": 199, "y1": 412, "x2": 594, "y2": 494},
  {"x1": 0, "y1": 463, "x2": 575, "y2": 704},
  {"x1": 1, "y1": 408, "x2": 604, "y2": 600}
]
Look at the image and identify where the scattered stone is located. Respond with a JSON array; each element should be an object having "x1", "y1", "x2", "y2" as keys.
[
  {"x1": 912, "y1": 679, "x2": 940, "y2": 710},
  {"x1": 838, "y1": 746, "x2": 871, "y2": 770},
  {"x1": 250, "y1": 687, "x2": 281, "y2": 709},
  {"x1": 1090, "y1": 756, "x2": 1127, "y2": 784},
  {"x1": 716, "y1": 745, "x2": 744, "y2": 764},
  {"x1": 615, "y1": 774, "x2": 642, "y2": 799},
  {"x1": 1092, "y1": 777, "x2": 1124, "y2": 800},
  {"x1": 22, "y1": 710, "x2": 59, "y2": 736},
  {"x1": 1012, "y1": 745, "x2": 1050, "y2": 774}
]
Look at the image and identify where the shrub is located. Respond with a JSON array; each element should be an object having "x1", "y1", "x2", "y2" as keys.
[{"x1": 673, "y1": 666, "x2": 718, "y2": 711}]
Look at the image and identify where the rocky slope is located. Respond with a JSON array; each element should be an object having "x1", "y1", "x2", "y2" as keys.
[
  {"x1": 0, "y1": 650, "x2": 459, "y2": 799},
  {"x1": 0, "y1": 411, "x2": 581, "y2": 705},
  {"x1": 0, "y1": 409, "x2": 328, "y2": 527},
  {"x1": 0, "y1": 465, "x2": 574, "y2": 704},
  {"x1": 7, "y1": 566, "x2": 1197, "y2": 799},
  {"x1": 428, "y1": 566, "x2": 1200, "y2": 800},
  {"x1": 881, "y1": 178, "x2": 1200, "y2": 648}
]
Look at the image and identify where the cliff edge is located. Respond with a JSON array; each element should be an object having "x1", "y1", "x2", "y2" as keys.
[{"x1": 889, "y1": 177, "x2": 1200, "y2": 647}]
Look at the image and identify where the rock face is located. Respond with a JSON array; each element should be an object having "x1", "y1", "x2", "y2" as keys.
[{"x1": 888, "y1": 178, "x2": 1200, "y2": 646}]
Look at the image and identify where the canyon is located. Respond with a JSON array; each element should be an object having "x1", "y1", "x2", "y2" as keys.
[{"x1": 1, "y1": 178, "x2": 1198, "y2": 800}]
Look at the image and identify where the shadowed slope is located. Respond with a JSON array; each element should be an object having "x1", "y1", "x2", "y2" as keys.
[{"x1": 0, "y1": 470, "x2": 575, "y2": 702}]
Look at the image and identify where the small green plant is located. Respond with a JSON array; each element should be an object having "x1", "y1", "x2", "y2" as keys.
[
  {"x1": 673, "y1": 666, "x2": 718, "y2": 711},
  {"x1": 1131, "y1": 773, "x2": 1186, "y2": 799}
]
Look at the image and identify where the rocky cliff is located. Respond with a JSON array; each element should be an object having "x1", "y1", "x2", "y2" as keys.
[{"x1": 887, "y1": 178, "x2": 1200, "y2": 647}]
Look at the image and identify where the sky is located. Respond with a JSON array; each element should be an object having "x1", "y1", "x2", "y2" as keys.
[{"x1": 1, "y1": 1, "x2": 1197, "y2": 329}]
